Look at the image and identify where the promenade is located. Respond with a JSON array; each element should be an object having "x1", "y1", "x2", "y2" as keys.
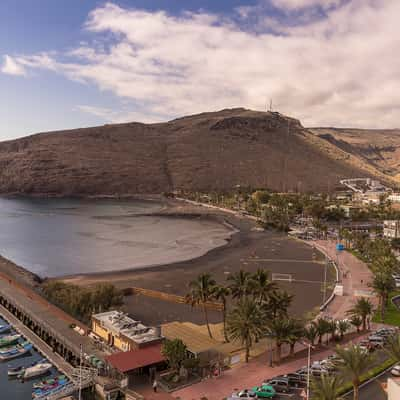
[{"x1": 172, "y1": 240, "x2": 376, "y2": 400}]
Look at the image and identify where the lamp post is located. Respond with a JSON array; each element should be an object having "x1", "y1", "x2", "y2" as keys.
[{"x1": 306, "y1": 342, "x2": 311, "y2": 400}]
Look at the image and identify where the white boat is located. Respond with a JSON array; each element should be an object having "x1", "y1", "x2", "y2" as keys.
[{"x1": 21, "y1": 361, "x2": 52, "y2": 379}]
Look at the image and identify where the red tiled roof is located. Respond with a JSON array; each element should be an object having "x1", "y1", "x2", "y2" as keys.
[{"x1": 106, "y1": 343, "x2": 165, "y2": 373}]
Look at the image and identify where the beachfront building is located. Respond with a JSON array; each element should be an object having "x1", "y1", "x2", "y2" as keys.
[
  {"x1": 91, "y1": 311, "x2": 163, "y2": 351},
  {"x1": 383, "y1": 220, "x2": 400, "y2": 239}
]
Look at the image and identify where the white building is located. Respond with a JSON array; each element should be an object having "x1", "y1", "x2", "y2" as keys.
[
  {"x1": 383, "y1": 220, "x2": 400, "y2": 239},
  {"x1": 388, "y1": 377, "x2": 400, "y2": 399},
  {"x1": 388, "y1": 193, "x2": 400, "y2": 203}
]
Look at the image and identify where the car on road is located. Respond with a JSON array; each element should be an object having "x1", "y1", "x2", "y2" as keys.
[
  {"x1": 391, "y1": 365, "x2": 400, "y2": 377},
  {"x1": 252, "y1": 384, "x2": 276, "y2": 398},
  {"x1": 263, "y1": 377, "x2": 291, "y2": 393},
  {"x1": 227, "y1": 389, "x2": 258, "y2": 399}
]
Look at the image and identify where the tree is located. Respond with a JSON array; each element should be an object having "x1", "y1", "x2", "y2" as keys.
[
  {"x1": 314, "y1": 318, "x2": 331, "y2": 345},
  {"x1": 349, "y1": 315, "x2": 362, "y2": 333},
  {"x1": 266, "y1": 318, "x2": 292, "y2": 364},
  {"x1": 265, "y1": 290, "x2": 293, "y2": 319},
  {"x1": 213, "y1": 285, "x2": 231, "y2": 342},
  {"x1": 385, "y1": 333, "x2": 400, "y2": 361},
  {"x1": 228, "y1": 270, "x2": 251, "y2": 300},
  {"x1": 370, "y1": 272, "x2": 395, "y2": 321},
  {"x1": 186, "y1": 273, "x2": 216, "y2": 338},
  {"x1": 311, "y1": 374, "x2": 343, "y2": 400},
  {"x1": 347, "y1": 297, "x2": 374, "y2": 331},
  {"x1": 335, "y1": 345, "x2": 374, "y2": 400},
  {"x1": 162, "y1": 339, "x2": 188, "y2": 371},
  {"x1": 286, "y1": 318, "x2": 305, "y2": 357},
  {"x1": 226, "y1": 298, "x2": 265, "y2": 363},
  {"x1": 337, "y1": 320, "x2": 350, "y2": 340},
  {"x1": 326, "y1": 320, "x2": 338, "y2": 343},
  {"x1": 250, "y1": 269, "x2": 277, "y2": 305},
  {"x1": 303, "y1": 323, "x2": 318, "y2": 347}
]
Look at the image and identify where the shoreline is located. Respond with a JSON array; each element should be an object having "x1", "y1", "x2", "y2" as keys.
[{"x1": 0, "y1": 196, "x2": 333, "y2": 326}]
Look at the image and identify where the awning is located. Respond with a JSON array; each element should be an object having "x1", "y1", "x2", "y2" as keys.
[{"x1": 106, "y1": 343, "x2": 165, "y2": 373}]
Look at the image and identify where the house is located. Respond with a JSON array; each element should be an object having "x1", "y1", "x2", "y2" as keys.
[
  {"x1": 91, "y1": 311, "x2": 163, "y2": 352},
  {"x1": 383, "y1": 220, "x2": 400, "y2": 239},
  {"x1": 388, "y1": 193, "x2": 400, "y2": 203}
]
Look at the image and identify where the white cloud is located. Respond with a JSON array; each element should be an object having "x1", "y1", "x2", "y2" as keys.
[
  {"x1": 1, "y1": 55, "x2": 26, "y2": 76},
  {"x1": 2, "y1": 0, "x2": 400, "y2": 128},
  {"x1": 271, "y1": 0, "x2": 343, "y2": 11}
]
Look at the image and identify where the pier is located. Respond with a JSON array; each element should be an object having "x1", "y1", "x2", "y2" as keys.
[{"x1": 0, "y1": 270, "x2": 120, "y2": 399}]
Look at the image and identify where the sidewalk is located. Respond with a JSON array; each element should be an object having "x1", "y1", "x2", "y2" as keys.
[{"x1": 312, "y1": 240, "x2": 377, "y2": 319}]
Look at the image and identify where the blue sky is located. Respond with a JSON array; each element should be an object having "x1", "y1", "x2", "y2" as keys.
[{"x1": 1, "y1": 0, "x2": 399, "y2": 139}]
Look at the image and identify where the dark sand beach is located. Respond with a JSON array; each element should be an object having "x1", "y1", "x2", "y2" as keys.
[{"x1": 60, "y1": 200, "x2": 334, "y2": 326}]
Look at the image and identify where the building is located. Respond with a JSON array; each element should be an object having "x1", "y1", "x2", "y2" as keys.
[
  {"x1": 92, "y1": 311, "x2": 163, "y2": 352},
  {"x1": 388, "y1": 377, "x2": 400, "y2": 399},
  {"x1": 388, "y1": 193, "x2": 400, "y2": 203},
  {"x1": 383, "y1": 220, "x2": 400, "y2": 239}
]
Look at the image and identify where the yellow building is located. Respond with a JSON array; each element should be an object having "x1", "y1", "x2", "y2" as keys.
[{"x1": 91, "y1": 311, "x2": 162, "y2": 351}]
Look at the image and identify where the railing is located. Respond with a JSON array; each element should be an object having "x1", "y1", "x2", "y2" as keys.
[{"x1": 128, "y1": 286, "x2": 224, "y2": 311}]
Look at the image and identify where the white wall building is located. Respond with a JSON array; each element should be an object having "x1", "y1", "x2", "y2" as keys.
[
  {"x1": 383, "y1": 220, "x2": 400, "y2": 239},
  {"x1": 388, "y1": 193, "x2": 400, "y2": 203},
  {"x1": 388, "y1": 377, "x2": 400, "y2": 399}
]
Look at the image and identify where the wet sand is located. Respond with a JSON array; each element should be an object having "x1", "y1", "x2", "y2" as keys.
[{"x1": 61, "y1": 200, "x2": 334, "y2": 325}]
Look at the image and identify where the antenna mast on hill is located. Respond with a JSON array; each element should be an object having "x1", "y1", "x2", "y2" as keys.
[{"x1": 265, "y1": 98, "x2": 273, "y2": 112}]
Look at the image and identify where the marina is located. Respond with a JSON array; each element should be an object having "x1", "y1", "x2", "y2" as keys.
[{"x1": 0, "y1": 314, "x2": 70, "y2": 399}]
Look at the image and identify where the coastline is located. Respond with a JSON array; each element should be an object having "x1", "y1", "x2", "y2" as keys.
[{"x1": 0, "y1": 196, "x2": 334, "y2": 326}]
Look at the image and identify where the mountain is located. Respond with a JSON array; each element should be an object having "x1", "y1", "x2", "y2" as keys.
[
  {"x1": 309, "y1": 127, "x2": 400, "y2": 182},
  {"x1": 0, "y1": 108, "x2": 397, "y2": 197}
]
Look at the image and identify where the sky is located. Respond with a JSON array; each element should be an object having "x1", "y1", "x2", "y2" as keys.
[{"x1": 1, "y1": 0, "x2": 400, "y2": 140}]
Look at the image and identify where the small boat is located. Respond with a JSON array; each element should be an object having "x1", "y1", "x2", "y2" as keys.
[
  {"x1": 32, "y1": 379, "x2": 69, "y2": 398},
  {"x1": 33, "y1": 374, "x2": 66, "y2": 389},
  {"x1": 7, "y1": 365, "x2": 25, "y2": 377},
  {"x1": 0, "y1": 343, "x2": 32, "y2": 361},
  {"x1": 0, "y1": 324, "x2": 11, "y2": 334},
  {"x1": 20, "y1": 361, "x2": 52, "y2": 379},
  {"x1": 0, "y1": 340, "x2": 30, "y2": 355},
  {"x1": 0, "y1": 334, "x2": 21, "y2": 348}
]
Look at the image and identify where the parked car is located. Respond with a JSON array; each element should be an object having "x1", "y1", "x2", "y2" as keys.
[
  {"x1": 368, "y1": 335, "x2": 385, "y2": 347},
  {"x1": 391, "y1": 365, "x2": 400, "y2": 377},
  {"x1": 280, "y1": 373, "x2": 307, "y2": 388},
  {"x1": 251, "y1": 385, "x2": 276, "y2": 398},
  {"x1": 228, "y1": 389, "x2": 258, "y2": 399},
  {"x1": 263, "y1": 377, "x2": 291, "y2": 393}
]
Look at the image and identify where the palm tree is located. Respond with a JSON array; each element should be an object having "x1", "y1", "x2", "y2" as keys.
[
  {"x1": 186, "y1": 273, "x2": 216, "y2": 338},
  {"x1": 286, "y1": 318, "x2": 305, "y2": 357},
  {"x1": 311, "y1": 374, "x2": 343, "y2": 400},
  {"x1": 337, "y1": 320, "x2": 350, "y2": 340},
  {"x1": 303, "y1": 323, "x2": 318, "y2": 347},
  {"x1": 385, "y1": 333, "x2": 400, "y2": 361},
  {"x1": 350, "y1": 315, "x2": 362, "y2": 333},
  {"x1": 326, "y1": 320, "x2": 338, "y2": 344},
  {"x1": 228, "y1": 270, "x2": 251, "y2": 300},
  {"x1": 370, "y1": 272, "x2": 395, "y2": 321},
  {"x1": 266, "y1": 318, "x2": 292, "y2": 364},
  {"x1": 213, "y1": 285, "x2": 231, "y2": 342},
  {"x1": 226, "y1": 298, "x2": 265, "y2": 363},
  {"x1": 250, "y1": 269, "x2": 277, "y2": 304},
  {"x1": 314, "y1": 318, "x2": 331, "y2": 345},
  {"x1": 347, "y1": 297, "x2": 374, "y2": 331},
  {"x1": 266, "y1": 290, "x2": 293, "y2": 319},
  {"x1": 335, "y1": 345, "x2": 374, "y2": 400}
]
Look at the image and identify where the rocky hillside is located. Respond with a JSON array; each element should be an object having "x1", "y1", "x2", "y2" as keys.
[
  {"x1": 310, "y1": 128, "x2": 400, "y2": 182},
  {"x1": 0, "y1": 108, "x2": 395, "y2": 196}
]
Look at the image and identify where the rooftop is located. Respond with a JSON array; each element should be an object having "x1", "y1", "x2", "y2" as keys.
[
  {"x1": 106, "y1": 343, "x2": 165, "y2": 373},
  {"x1": 93, "y1": 311, "x2": 162, "y2": 345}
]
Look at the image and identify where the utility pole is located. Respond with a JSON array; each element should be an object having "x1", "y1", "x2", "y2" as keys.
[
  {"x1": 78, "y1": 343, "x2": 83, "y2": 400},
  {"x1": 322, "y1": 254, "x2": 328, "y2": 304}
]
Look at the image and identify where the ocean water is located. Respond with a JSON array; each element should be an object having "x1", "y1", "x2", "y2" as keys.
[
  {"x1": 0, "y1": 197, "x2": 232, "y2": 277},
  {"x1": 0, "y1": 316, "x2": 61, "y2": 399}
]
